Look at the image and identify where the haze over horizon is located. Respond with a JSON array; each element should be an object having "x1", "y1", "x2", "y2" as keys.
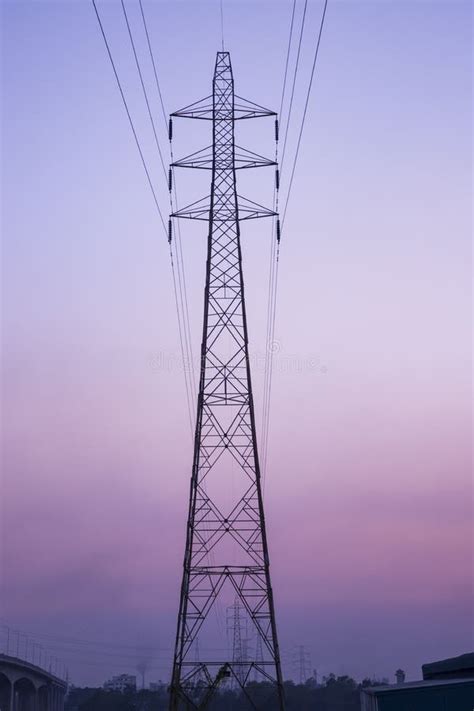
[{"x1": 1, "y1": 0, "x2": 472, "y2": 688}]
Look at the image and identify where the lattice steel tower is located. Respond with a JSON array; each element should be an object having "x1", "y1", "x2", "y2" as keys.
[{"x1": 168, "y1": 51, "x2": 285, "y2": 711}]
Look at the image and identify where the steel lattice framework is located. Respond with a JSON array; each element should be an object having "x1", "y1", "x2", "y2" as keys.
[{"x1": 169, "y1": 52, "x2": 285, "y2": 711}]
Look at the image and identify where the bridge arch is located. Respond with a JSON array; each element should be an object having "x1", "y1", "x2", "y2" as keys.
[
  {"x1": 38, "y1": 684, "x2": 49, "y2": 711},
  {"x1": 0, "y1": 656, "x2": 66, "y2": 711},
  {"x1": 0, "y1": 672, "x2": 12, "y2": 711},
  {"x1": 14, "y1": 678, "x2": 36, "y2": 711}
]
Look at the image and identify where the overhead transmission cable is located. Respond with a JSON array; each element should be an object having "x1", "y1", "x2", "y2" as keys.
[
  {"x1": 282, "y1": 0, "x2": 329, "y2": 229},
  {"x1": 121, "y1": 2, "x2": 197, "y2": 433},
  {"x1": 138, "y1": 0, "x2": 197, "y2": 419},
  {"x1": 120, "y1": 0, "x2": 168, "y2": 181},
  {"x1": 0, "y1": 621, "x2": 231, "y2": 654},
  {"x1": 278, "y1": 0, "x2": 297, "y2": 121},
  {"x1": 261, "y1": 0, "x2": 329, "y2": 487},
  {"x1": 279, "y1": 0, "x2": 309, "y2": 177},
  {"x1": 92, "y1": 1, "x2": 195, "y2": 434},
  {"x1": 121, "y1": 0, "x2": 196, "y2": 435},
  {"x1": 261, "y1": 0, "x2": 297, "y2": 487},
  {"x1": 137, "y1": 3, "x2": 224, "y2": 639},
  {"x1": 91, "y1": 0, "x2": 167, "y2": 236},
  {"x1": 92, "y1": 0, "x2": 197, "y2": 436},
  {"x1": 138, "y1": 0, "x2": 167, "y2": 127},
  {"x1": 168, "y1": 245, "x2": 195, "y2": 437}
]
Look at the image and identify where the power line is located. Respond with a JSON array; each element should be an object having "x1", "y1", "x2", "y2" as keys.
[
  {"x1": 262, "y1": 0, "x2": 329, "y2": 484},
  {"x1": 0, "y1": 623, "x2": 231, "y2": 655},
  {"x1": 278, "y1": 0, "x2": 297, "y2": 121},
  {"x1": 26, "y1": 646, "x2": 172, "y2": 663},
  {"x1": 93, "y1": 0, "x2": 196, "y2": 434},
  {"x1": 282, "y1": 0, "x2": 329, "y2": 229},
  {"x1": 261, "y1": 0, "x2": 298, "y2": 487},
  {"x1": 261, "y1": 191, "x2": 279, "y2": 485},
  {"x1": 170, "y1": 201, "x2": 197, "y2": 412},
  {"x1": 135, "y1": 10, "x2": 218, "y2": 641},
  {"x1": 138, "y1": 0, "x2": 168, "y2": 129},
  {"x1": 91, "y1": 0, "x2": 166, "y2": 236},
  {"x1": 169, "y1": 242, "x2": 195, "y2": 436},
  {"x1": 121, "y1": 0, "x2": 197, "y2": 434},
  {"x1": 261, "y1": 246, "x2": 280, "y2": 489},
  {"x1": 120, "y1": 0, "x2": 168, "y2": 183},
  {"x1": 138, "y1": 0, "x2": 197, "y2": 421},
  {"x1": 1, "y1": 621, "x2": 296, "y2": 679},
  {"x1": 0, "y1": 624, "x2": 164, "y2": 652},
  {"x1": 280, "y1": 0, "x2": 309, "y2": 177}
]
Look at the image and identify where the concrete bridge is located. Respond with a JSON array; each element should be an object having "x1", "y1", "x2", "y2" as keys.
[{"x1": 0, "y1": 654, "x2": 67, "y2": 711}]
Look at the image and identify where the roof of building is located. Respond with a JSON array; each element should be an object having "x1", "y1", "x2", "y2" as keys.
[
  {"x1": 361, "y1": 677, "x2": 474, "y2": 696},
  {"x1": 422, "y1": 652, "x2": 474, "y2": 679}
]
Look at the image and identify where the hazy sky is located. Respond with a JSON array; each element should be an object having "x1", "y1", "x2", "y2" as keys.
[{"x1": 1, "y1": 0, "x2": 472, "y2": 688}]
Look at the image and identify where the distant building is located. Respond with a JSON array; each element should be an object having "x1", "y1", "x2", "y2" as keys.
[
  {"x1": 103, "y1": 674, "x2": 137, "y2": 693},
  {"x1": 361, "y1": 653, "x2": 474, "y2": 711},
  {"x1": 149, "y1": 681, "x2": 166, "y2": 692},
  {"x1": 395, "y1": 668, "x2": 405, "y2": 684}
]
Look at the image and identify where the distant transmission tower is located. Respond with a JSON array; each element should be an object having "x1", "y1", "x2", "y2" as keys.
[
  {"x1": 293, "y1": 645, "x2": 311, "y2": 685},
  {"x1": 168, "y1": 51, "x2": 285, "y2": 710},
  {"x1": 227, "y1": 597, "x2": 243, "y2": 688},
  {"x1": 254, "y1": 633, "x2": 264, "y2": 682},
  {"x1": 227, "y1": 597, "x2": 250, "y2": 689}
]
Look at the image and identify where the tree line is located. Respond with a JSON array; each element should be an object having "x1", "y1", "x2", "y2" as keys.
[{"x1": 66, "y1": 674, "x2": 388, "y2": 711}]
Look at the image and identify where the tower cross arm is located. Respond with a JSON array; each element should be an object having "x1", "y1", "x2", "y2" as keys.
[
  {"x1": 171, "y1": 194, "x2": 277, "y2": 221},
  {"x1": 171, "y1": 95, "x2": 214, "y2": 120},
  {"x1": 234, "y1": 95, "x2": 276, "y2": 120},
  {"x1": 171, "y1": 95, "x2": 276, "y2": 121},
  {"x1": 172, "y1": 144, "x2": 276, "y2": 171}
]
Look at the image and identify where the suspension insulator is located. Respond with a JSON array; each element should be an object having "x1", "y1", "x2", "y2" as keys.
[
  {"x1": 168, "y1": 117, "x2": 173, "y2": 141},
  {"x1": 168, "y1": 219, "x2": 172, "y2": 244},
  {"x1": 168, "y1": 168, "x2": 173, "y2": 192},
  {"x1": 276, "y1": 218, "x2": 281, "y2": 244},
  {"x1": 275, "y1": 168, "x2": 280, "y2": 190},
  {"x1": 275, "y1": 118, "x2": 279, "y2": 142}
]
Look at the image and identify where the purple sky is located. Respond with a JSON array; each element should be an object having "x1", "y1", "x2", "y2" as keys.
[{"x1": 1, "y1": 0, "x2": 472, "y2": 688}]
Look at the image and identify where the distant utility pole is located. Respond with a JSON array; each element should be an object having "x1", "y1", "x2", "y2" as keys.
[
  {"x1": 168, "y1": 51, "x2": 284, "y2": 711},
  {"x1": 293, "y1": 646, "x2": 311, "y2": 685}
]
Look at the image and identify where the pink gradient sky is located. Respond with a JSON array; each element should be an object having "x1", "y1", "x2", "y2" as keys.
[{"x1": 1, "y1": 0, "x2": 472, "y2": 687}]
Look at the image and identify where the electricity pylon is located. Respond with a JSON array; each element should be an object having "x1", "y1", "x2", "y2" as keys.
[
  {"x1": 227, "y1": 597, "x2": 248, "y2": 689},
  {"x1": 168, "y1": 51, "x2": 284, "y2": 711},
  {"x1": 293, "y1": 646, "x2": 311, "y2": 685}
]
